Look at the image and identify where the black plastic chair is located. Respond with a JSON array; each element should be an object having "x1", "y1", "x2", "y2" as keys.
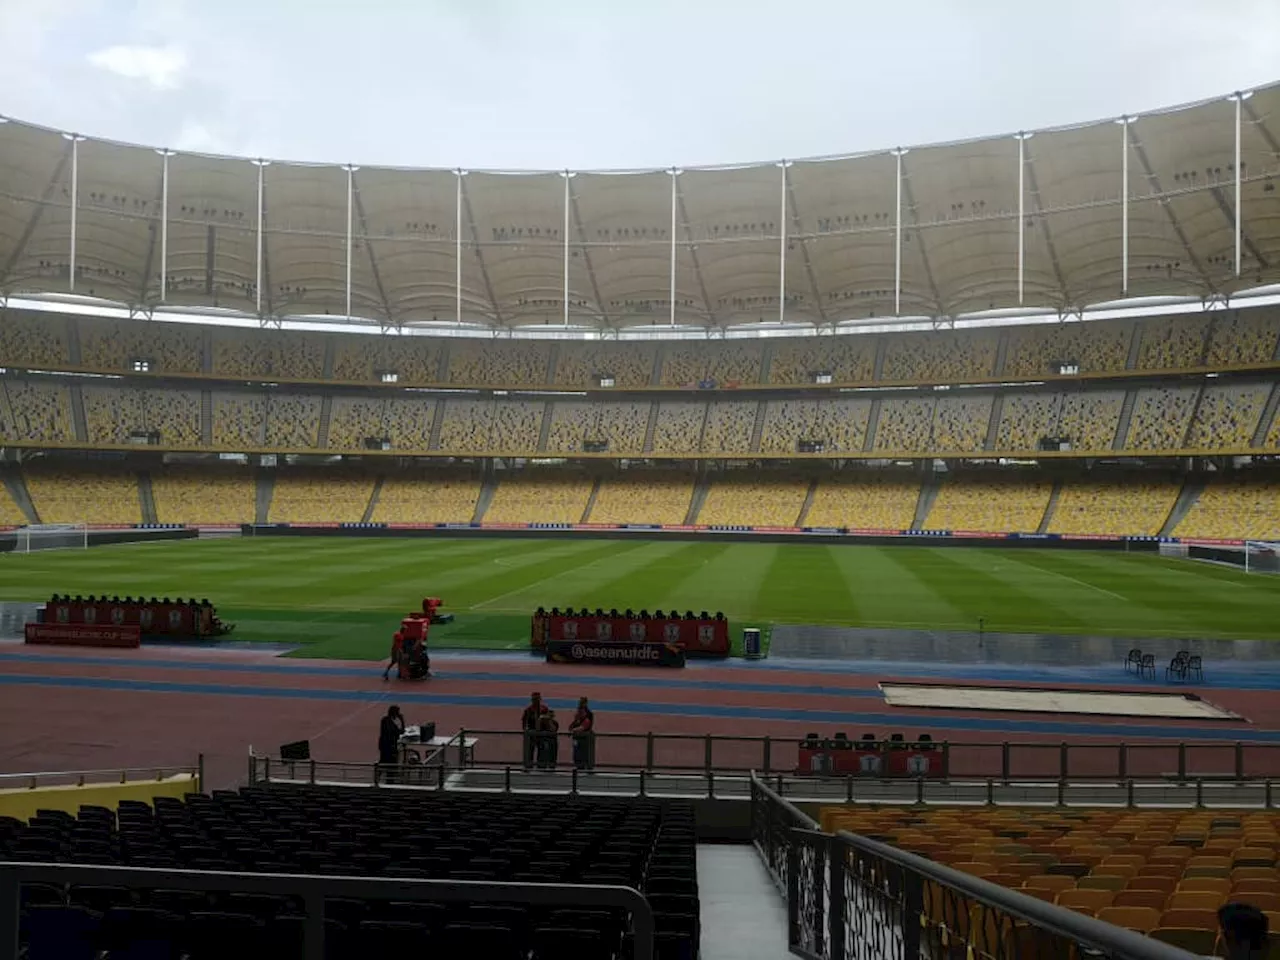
[
  {"x1": 23, "y1": 904, "x2": 102, "y2": 960},
  {"x1": 1186, "y1": 655, "x2": 1204, "y2": 681},
  {"x1": 99, "y1": 906, "x2": 180, "y2": 960},
  {"x1": 1124, "y1": 648, "x2": 1143, "y2": 672},
  {"x1": 1139, "y1": 654, "x2": 1156, "y2": 679}
]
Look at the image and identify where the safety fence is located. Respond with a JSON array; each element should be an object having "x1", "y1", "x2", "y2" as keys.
[
  {"x1": 346, "y1": 727, "x2": 1280, "y2": 780},
  {"x1": 748, "y1": 774, "x2": 1200, "y2": 960},
  {"x1": 247, "y1": 752, "x2": 1280, "y2": 809},
  {"x1": 0, "y1": 862, "x2": 654, "y2": 960}
]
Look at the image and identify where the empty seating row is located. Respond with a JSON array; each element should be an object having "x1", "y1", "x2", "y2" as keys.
[
  {"x1": 3, "y1": 787, "x2": 700, "y2": 960},
  {"x1": 6, "y1": 308, "x2": 1279, "y2": 387},
  {"x1": 817, "y1": 806, "x2": 1280, "y2": 954}
]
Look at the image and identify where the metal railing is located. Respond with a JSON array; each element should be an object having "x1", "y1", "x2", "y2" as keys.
[
  {"x1": 0, "y1": 760, "x2": 201, "y2": 793},
  {"x1": 0, "y1": 862, "x2": 654, "y2": 960},
  {"x1": 748, "y1": 774, "x2": 1199, "y2": 960},
  {"x1": 416, "y1": 728, "x2": 1280, "y2": 782},
  {"x1": 248, "y1": 751, "x2": 1280, "y2": 809}
]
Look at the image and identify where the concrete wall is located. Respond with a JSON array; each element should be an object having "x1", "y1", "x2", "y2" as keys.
[{"x1": 0, "y1": 774, "x2": 197, "y2": 820}]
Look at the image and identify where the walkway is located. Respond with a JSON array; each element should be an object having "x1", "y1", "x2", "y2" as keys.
[{"x1": 697, "y1": 844, "x2": 789, "y2": 960}]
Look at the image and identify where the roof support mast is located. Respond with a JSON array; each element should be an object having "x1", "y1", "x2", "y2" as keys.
[
  {"x1": 893, "y1": 148, "x2": 905, "y2": 315},
  {"x1": 1234, "y1": 92, "x2": 1244, "y2": 278},
  {"x1": 1015, "y1": 132, "x2": 1029, "y2": 305},
  {"x1": 64, "y1": 134, "x2": 84, "y2": 292},
  {"x1": 455, "y1": 170, "x2": 464, "y2": 326},
  {"x1": 157, "y1": 149, "x2": 173, "y2": 303},
  {"x1": 563, "y1": 170, "x2": 572, "y2": 327},
  {"x1": 669, "y1": 168, "x2": 678, "y2": 327},
  {"x1": 778, "y1": 160, "x2": 790, "y2": 325},
  {"x1": 253, "y1": 159, "x2": 268, "y2": 316},
  {"x1": 1120, "y1": 117, "x2": 1129, "y2": 295},
  {"x1": 344, "y1": 164, "x2": 355, "y2": 320}
]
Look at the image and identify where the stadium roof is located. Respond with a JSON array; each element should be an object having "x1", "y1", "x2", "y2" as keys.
[{"x1": 0, "y1": 83, "x2": 1278, "y2": 334}]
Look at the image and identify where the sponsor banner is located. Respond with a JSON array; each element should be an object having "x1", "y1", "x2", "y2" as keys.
[
  {"x1": 622, "y1": 524, "x2": 663, "y2": 530},
  {"x1": 1180, "y1": 537, "x2": 1246, "y2": 547},
  {"x1": 1059, "y1": 533, "x2": 1124, "y2": 542},
  {"x1": 534, "y1": 614, "x2": 729, "y2": 656},
  {"x1": 950, "y1": 530, "x2": 1001, "y2": 539},
  {"x1": 545, "y1": 638, "x2": 685, "y2": 668},
  {"x1": 1006, "y1": 533, "x2": 1057, "y2": 541},
  {"x1": 803, "y1": 527, "x2": 842, "y2": 535},
  {"x1": 25, "y1": 622, "x2": 141, "y2": 649},
  {"x1": 845, "y1": 528, "x2": 899, "y2": 537},
  {"x1": 902, "y1": 529, "x2": 952, "y2": 537}
]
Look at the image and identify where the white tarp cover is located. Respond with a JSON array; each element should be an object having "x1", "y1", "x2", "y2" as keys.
[{"x1": 880, "y1": 683, "x2": 1237, "y2": 720}]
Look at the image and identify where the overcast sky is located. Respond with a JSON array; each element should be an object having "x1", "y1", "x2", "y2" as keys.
[{"x1": 1, "y1": 0, "x2": 1278, "y2": 172}]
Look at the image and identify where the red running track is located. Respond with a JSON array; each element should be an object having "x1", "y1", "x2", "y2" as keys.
[{"x1": 2, "y1": 645, "x2": 1279, "y2": 790}]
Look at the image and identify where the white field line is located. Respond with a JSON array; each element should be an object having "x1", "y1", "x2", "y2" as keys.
[{"x1": 1020, "y1": 562, "x2": 1127, "y2": 601}]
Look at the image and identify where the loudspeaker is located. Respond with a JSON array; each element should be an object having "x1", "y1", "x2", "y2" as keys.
[{"x1": 280, "y1": 740, "x2": 311, "y2": 761}]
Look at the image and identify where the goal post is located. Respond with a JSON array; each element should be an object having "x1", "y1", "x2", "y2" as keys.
[
  {"x1": 14, "y1": 523, "x2": 90, "y2": 553},
  {"x1": 1244, "y1": 541, "x2": 1280, "y2": 574}
]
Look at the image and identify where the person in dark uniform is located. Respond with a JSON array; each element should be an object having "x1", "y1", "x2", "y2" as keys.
[
  {"x1": 378, "y1": 705, "x2": 405, "y2": 779},
  {"x1": 537, "y1": 709, "x2": 560, "y2": 769},
  {"x1": 1219, "y1": 903, "x2": 1268, "y2": 960},
  {"x1": 521, "y1": 692, "x2": 547, "y2": 770},
  {"x1": 570, "y1": 697, "x2": 595, "y2": 770}
]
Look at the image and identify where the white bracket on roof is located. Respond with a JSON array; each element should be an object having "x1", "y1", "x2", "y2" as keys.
[
  {"x1": 127, "y1": 304, "x2": 154, "y2": 322},
  {"x1": 1201, "y1": 292, "x2": 1229, "y2": 312},
  {"x1": 258, "y1": 313, "x2": 282, "y2": 330}
]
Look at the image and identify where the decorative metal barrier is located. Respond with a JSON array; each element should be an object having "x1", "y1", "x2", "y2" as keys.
[
  {"x1": 748, "y1": 774, "x2": 1199, "y2": 960},
  {"x1": 0, "y1": 862, "x2": 654, "y2": 960},
  {"x1": 249, "y1": 751, "x2": 1280, "y2": 809}
]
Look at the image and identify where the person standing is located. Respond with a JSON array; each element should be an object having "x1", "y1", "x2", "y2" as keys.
[
  {"x1": 378, "y1": 705, "x2": 405, "y2": 780},
  {"x1": 521, "y1": 692, "x2": 547, "y2": 770},
  {"x1": 537, "y1": 710, "x2": 560, "y2": 769},
  {"x1": 1218, "y1": 903, "x2": 1269, "y2": 960},
  {"x1": 570, "y1": 696, "x2": 596, "y2": 770},
  {"x1": 383, "y1": 630, "x2": 405, "y2": 681}
]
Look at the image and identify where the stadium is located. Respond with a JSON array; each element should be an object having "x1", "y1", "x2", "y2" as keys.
[{"x1": 2, "y1": 66, "x2": 1280, "y2": 960}]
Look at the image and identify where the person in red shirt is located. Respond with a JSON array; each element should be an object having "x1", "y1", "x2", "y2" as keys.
[{"x1": 570, "y1": 696, "x2": 595, "y2": 770}]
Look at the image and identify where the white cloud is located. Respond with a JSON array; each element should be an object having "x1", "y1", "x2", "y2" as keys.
[
  {"x1": 173, "y1": 120, "x2": 219, "y2": 152},
  {"x1": 87, "y1": 44, "x2": 187, "y2": 90}
]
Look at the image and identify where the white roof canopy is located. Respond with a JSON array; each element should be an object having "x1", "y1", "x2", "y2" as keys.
[{"x1": 0, "y1": 83, "x2": 1277, "y2": 331}]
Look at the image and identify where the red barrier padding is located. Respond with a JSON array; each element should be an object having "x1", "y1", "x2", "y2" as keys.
[
  {"x1": 530, "y1": 613, "x2": 729, "y2": 657},
  {"x1": 40, "y1": 601, "x2": 215, "y2": 637},
  {"x1": 797, "y1": 744, "x2": 945, "y2": 778},
  {"x1": 25, "y1": 623, "x2": 141, "y2": 648}
]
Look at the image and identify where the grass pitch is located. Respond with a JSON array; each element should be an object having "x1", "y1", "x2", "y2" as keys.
[{"x1": 1, "y1": 537, "x2": 1277, "y2": 660}]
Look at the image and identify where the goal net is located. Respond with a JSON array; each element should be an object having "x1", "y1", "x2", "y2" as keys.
[
  {"x1": 14, "y1": 523, "x2": 89, "y2": 553},
  {"x1": 1178, "y1": 539, "x2": 1280, "y2": 573},
  {"x1": 1244, "y1": 541, "x2": 1280, "y2": 574}
]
